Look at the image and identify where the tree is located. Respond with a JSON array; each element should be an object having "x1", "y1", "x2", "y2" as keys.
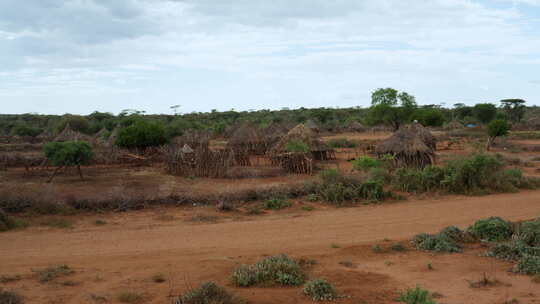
[
  {"x1": 44, "y1": 141, "x2": 93, "y2": 182},
  {"x1": 486, "y1": 119, "x2": 510, "y2": 150},
  {"x1": 115, "y1": 120, "x2": 168, "y2": 149},
  {"x1": 11, "y1": 124, "x2": 42, "y2": 137},
  {"x1": 473, "y1": 103, "x2": 497, "y2": 124},
  {"x1": 412, "y1": 108, "x2": 446, "y2": 127},
  {"x1": 56, "y1": 115, "x2": 91, "y2": 134},
  {"x1": 366, "y1": 88, "x2": 417, "y2": 130},
  {"x1": 500, "y1": 99, "x2": 526, "y2": 123}
]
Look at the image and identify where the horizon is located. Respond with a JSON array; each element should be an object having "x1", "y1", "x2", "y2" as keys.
[{"x1": 1, "y1": 0, "x2": 540, "y2": 115}]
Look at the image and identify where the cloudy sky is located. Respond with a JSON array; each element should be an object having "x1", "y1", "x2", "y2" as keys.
[{"x1": 1, "y1": 0, "x2": 540, "y2": 115}]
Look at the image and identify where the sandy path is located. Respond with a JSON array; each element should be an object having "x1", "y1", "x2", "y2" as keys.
[{"x1": 2, "y1": 190, "x2": 540, "y2": 269}]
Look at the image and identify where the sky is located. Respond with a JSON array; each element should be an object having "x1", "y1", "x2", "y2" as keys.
[{"x1": 1, "y1": 0, "x2": 540, "y2": 115}]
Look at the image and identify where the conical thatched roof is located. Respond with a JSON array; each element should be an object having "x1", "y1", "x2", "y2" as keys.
[
  {"x1": 376, "y1": 125, "x2": 435, "y2": 168},
  {"x1": 181, "y1": 144, "x2": 194, "y2": 154},
  {"x1": 106, "y1": 127, "x2": 120, "y2": 147},
  {"x1": 443, "y1": 121, "x2": 464, "y2": 131},
  {"x1": 172, "y1": 130, "x2": 211, "y2": 149},
  {"x1": 269, "y1": 124, "x2": 331, "y2": 154},
  {"x1": 405, "y1": 123, "x2": 437, "y2": 150},
  {"x1": 347, "y1": 121, "x2": 366, "y2": 132},
  {"x1": 304, "y1": 119, "x2": 320, "y2": 132},
  {"x1": 54, "y1": 124, "x2": 91, "y2": 142},
  {"x1": 228, "y1": 122, "x2": 263, "y2": 146}
]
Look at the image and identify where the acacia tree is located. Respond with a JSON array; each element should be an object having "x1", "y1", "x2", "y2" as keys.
[
  {"x1": 486, "y1": 119, "x2": 510, "y2": 151},
  {"x1": 44, "y1": 141, "x2": 93, "y2": 182},
  {"x1": 365, "y1": 88, "x2": 417, "y2": 130},
  {"x1": 473, "y1": 103, "x2": 497, "y2": 124},
  {"x1": 115, "y1": 119, "x2": 168, "y2": 149},
  {"x1": 500, "y1": 99, "x2": 526, "y2": 123}
]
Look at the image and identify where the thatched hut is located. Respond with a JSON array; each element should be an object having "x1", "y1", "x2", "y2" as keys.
[
  {"x1": 376, "y1": 124, "x2": 436, "y2": 168},
  {"x1": 347, "y1": 121, "x2": 366, "y2": 133},
  {"x1": 443, "y1": 121, "x2": 464, "y2": 131},
  {"x1": 269, "y1": 123, "x2": 335, "y2": 161},
  {"x1": 304, "y1": 119, "x2": 320, "y2": 133},
  {"x1": 172, "y1": 130, "x2": 211, "y2": 150},
  {"x1": 54, "y1": 124, "x2": 92, "y2": 142},
  {"x1": 227, "y1": 122, "x2": 266, "y2": 155}
]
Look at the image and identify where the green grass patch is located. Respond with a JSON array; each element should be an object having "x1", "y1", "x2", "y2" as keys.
[{"x1": 231, "y1": 254, "x2": 305, "y2": 287}]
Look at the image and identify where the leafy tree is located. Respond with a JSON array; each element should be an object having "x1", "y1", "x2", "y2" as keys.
[
  {"x1": 44, "y1": 141, "x2": 93, "y2": 181},
  {"x1": 412, "y1": 108, "x2": 446, "y2": 127},
  {"x1": 115, "y1": 120, "x2": 169, "y2": 149},
  {"x1": 366, "y1": 88, "x2": 417, "y2": 130},
  {"x1": 500, "y1": 99, "x2": 526, "y2": 123},
  {"x1": 56, "y1": 115, "x2": 91, "y2": 134},
  {"x1": 11, "y1": 124, "x2": 42, "y2": 137},
  {"x1": 473, "y1": 103, "x2": 497, "y2": 124},
  {"x1": 486, "y1": 119, "x2": 510, "y2": 150}
]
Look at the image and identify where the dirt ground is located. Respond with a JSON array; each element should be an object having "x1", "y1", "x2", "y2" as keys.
[{"x1": 2, "y1": 190, "x2": 540, "y2": 304}]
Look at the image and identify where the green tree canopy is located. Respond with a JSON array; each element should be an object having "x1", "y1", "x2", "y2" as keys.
[
  {"x1": 44, "y1": 141, "x2": 93, "y2": 167},
  {"x1": 56, "y1": 115, "x2": 91, "y2": 134},
  {"x1": 486, "y1": 119, "x2": 510, "y2": 150},
  {"x1": 500, "y1": 99, "x2": 526, "y2": 123},
  {"x1": 11, "y1": 124, "x2": 42, "y2": 137},
  {"x1": 473, "y1": 103, "x2": 497, "y2": 124},
  {"x1": 115, "y1": 120, "x2": 169, "y2": 149},
  {"x1": 366, "y1": 88, "x2": 418, "y2": 130}
]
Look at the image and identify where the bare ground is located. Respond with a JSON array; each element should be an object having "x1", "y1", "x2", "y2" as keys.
[{"x1": 1, "y1": 190, "x2": 540, "y2": 303}]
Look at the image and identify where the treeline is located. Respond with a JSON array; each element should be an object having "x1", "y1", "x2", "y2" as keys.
[{"x1": 1, "y1": 88, "x2": 537, "y2": 138}]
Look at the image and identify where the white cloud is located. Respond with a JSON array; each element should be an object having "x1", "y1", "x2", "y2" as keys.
[{"x1": 0, "y1": 0, "x2": 539, "y2": 114}]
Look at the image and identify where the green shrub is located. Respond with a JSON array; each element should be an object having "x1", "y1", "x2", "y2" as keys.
[
  {"x1": 34, "y1": 265, "x2": 74, "y2": 283},
  {"x1": 438, "y1": 226, "x2": 466, "y2": 242},
  {"x1": 115, "y1": 120, "x2": 168, "y2": 149},
  {"x1": 394, "y1": 166, "x2": 445, "y2": 193},
  {"x1": 412, "y1": 233, "x2": 460, "y2": 253},
  {"x1": 261, "y1": 198, "x2": 292, "y2": 210},
  {"x1": 327, "y1": 138, "x2": 356, "y2": 148},
  {"x1": 44, "y1": 141, "x2": 93, "y2": 167},
  {"x1": 467, "y1": 217, "x2": 513, "y2": 242},
  {"x1": 303, "y1": 279, "x2": 337, "y2": 301},
  {"x1": 0, "y1": 209, "x2": 27, "y2": 232},
  {"x1": 12, "y1": 124, "x2": 42, "y2": 137},
  {"x1": 487, "y1": 240, "x2": 534, "y2": 261},
  {"x1": 176, "y1": 282, "x2": 245, "y2": 304},
  {"x1": 231, "y1": 254, "x2": 305, "y2": 287},
  {"x1": 351, "y1": 156, "x2": 380, "y2": 172},
  {"x1": 519, "y1": 218, "x2": 540, "y2": 246},
  {"x1": 397, "y1": 285, "x2": 436, "y2": 304},
  {"x1": 315, "y1": 170, "x2": 391, "y2": 204},
  {"x1": 442, "y1": 154, "x2": 504, "y2": 193},
  {"x1": 0, "y1": 289, "x2": 23, "y2": 304},
  {"x1": 514, "y1": 255, "x2": 540, "y2": 275},
  {"x1": 284, "y1": 140, "x2": 309, "y2": 153}
]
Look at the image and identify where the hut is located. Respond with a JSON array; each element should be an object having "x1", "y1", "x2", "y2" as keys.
[
  {"x1": 54, "y1": 124, "x2": 92, "y2": 142},
  {"x1": 376, "y1": 124, "x2": 436, "y2": 168},
  {"x1": 443, "y1": 121, "x2": 464, "y2": 131},
  {"x1": 227, "y1": 122, "x2": 266, "y2": 155},
  {"x1": 171, "y1": 130, "x2": 211, "y2": 150},
  {"x1": 347, "y1": 121, "x2": 366, "y2": 133},
  {"x1": 304, "y1": 119, "x2": 320, "y2": 133},
  {"x1": 269, "y1": 123, "x2": 335, "y2": 163}
]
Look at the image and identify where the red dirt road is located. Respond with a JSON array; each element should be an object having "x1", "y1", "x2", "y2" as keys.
[{"x1": 2, "y1": 191, "x2": 540, "y2": 303}]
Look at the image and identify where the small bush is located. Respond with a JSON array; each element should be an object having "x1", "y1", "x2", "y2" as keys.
[
  {"x1": 0, "y1": 289, "x2": 23, "y2": 304},
  {"x1": 467, "y1": 217, "x2": 512, "y2": 242},
  {"x1": 34, "y1": 265, "x2": 74, "y2": 283},
  {"x1": 152, "y1": 273, "x2": 166, "y2": 283},
  {"x1": 519, "y1": 218, "x2": 540, "y2": 246},
  {"x1": 176, "y1": 282, "x2": 245, "y2": 304},
  {"x1": 117, "y1": 291, "x2": 143, "y2": 303},
  {"x1": 327, "y1": 138, "x2": 356, "y2": 148},
  {"x1": 43, "y1": 141, "x2": 93, "y2": 167},
  {"x1": 0, "y1": 210, "x2": 27, "y2": 232},
  {"x1": 261, "y1": 198, "x2": 292, "y2": 210},
  {"x1": 303, "y1": 279, "x2": 337, "y2": 301},
  {"x1": 316, "y1": 170, "x2": 390, "y2": 204},
  {"x1": 513, "y1": 255, "x2": 540, "y2": 275},
  {"x1": 412, "y1": 233, "x2": 460, "y2": 253},
  {"x1": 115, "y1": 120, "x2": 168, "y2": 149},
  {"x1": 302, "y1": 205, "x2": 315, "y2": 211},
  {"x1": 351, "y1": 156, "x2": 380, "y2": 172},
  {"x1": 231, "y1": 254, "x2": 305, "y2": 287},
  {"x1": 0, "y1": 275, "x2": 21, "y2": 284},
  {"x1": 40, "y1": 218, "x2": 73, "y2": 229},
  {"x1": 391, "y1": 242, "x2": 406, "y2": 252},
  {"x1": 94, "y1": 219, "x2": 107, "y2": 226},
  {"x1": 487, "y1": 241, "x2": 531, "y2": 261},
  {"x1": 397, "y1": 286, "x2": 436, "y2": 304}
]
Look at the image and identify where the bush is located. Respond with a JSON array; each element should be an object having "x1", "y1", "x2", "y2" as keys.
[
  {"x1": 412, "y1": 233, "x2": 460, "y2": 253},
  {"x1": 284, "y1": 140, "x2": 309, "y2": 153},
  {"x1": 514, "y1": 255, "x2": 540, "y2": 275},
  {"x1": 44, "y1": 141, "x2": 93, "y2": 167},
  {"x1": 467, "y1": 217, "x2": 513, "y2": 242},
  {"x1": 12, "y1": 124, "x2": 42, "y2": 137},
  {"x1": 34, "y1": 265, "x2": 74, "y2": 283},
  {"x1": 303, "y1": 279, "x2": 337, "y2": 301},
  {"x1": 519, "y1": 218, "x2": 540, "y2": 246},
  {"x1": 115, "y1": 120, "x2": 168, "y2": 149},
  {"x1": 175, "y1": 282, "x2": 245, "y2": 304},
  {"x1": 315, "y1": 170, "x2": 391, "y2": 204},
  {"x1": 394, "y1": 166, "x2": 445, "y2": 193},
  {"x1": 397, "y1": 286, "x2": 436, "y2": 304},
  {"x1": 487, "y1": 240, "x2": 538, "y2": 261},
  {"x1": 231, "y1": 254, "x2": 305, "y2": 287},
  {"x1": 327, "y1": 138, "x2": 356, "y2": 148},
  {"x1": 261, "y1": 198, "x2": 292, "y2": 210},
  {"x1": 0, "y1": 289, "x2": 23, "y2": 304},
  {"x1": 0, "y1": 209, "x2": 26, "y2": 232},
  {"x1": 351, "y1": 156, "x2": 380, "y2": 172},
  {"x1": 438, "y1": 226, "x2": 466, "y2": 242},
  {"x1": 442, "y1": 154, "x2": 503, "y2": 193}
]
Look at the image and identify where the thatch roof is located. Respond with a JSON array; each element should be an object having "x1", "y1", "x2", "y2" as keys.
[
  {"x1": 228, "y1": 122, "x2": 263, "y2": 146},
  {"x1": 106, "y1": 127, "x2": 120, "y2": 147},
  {"x1": 376, "y1": 125, "x2": 435, "y2": 168},
  {"x1": 172, "y1": 130, "x2": 211, "y2": 149},
  {"x1": 181, "y1": 144, "x2": 194, "y2": 154},
  {"x1": 443, "y1": 121, "x2": 464, "y2": 131},
  {"x1": 269, "y1": 124, "x2": 331, "y2": 155},
  {"x1": 304, "y1": 119, "x2": 320, "y2": 132},
  {"x1": 54, "y1": 124, "x2": 91, "y2": 142},
  {"x1": 405, "y1": 123, "x2": 437, "y2": 151},
  {"x1": 347, "y1": 121, "x2": 366, "y2": 132}
]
